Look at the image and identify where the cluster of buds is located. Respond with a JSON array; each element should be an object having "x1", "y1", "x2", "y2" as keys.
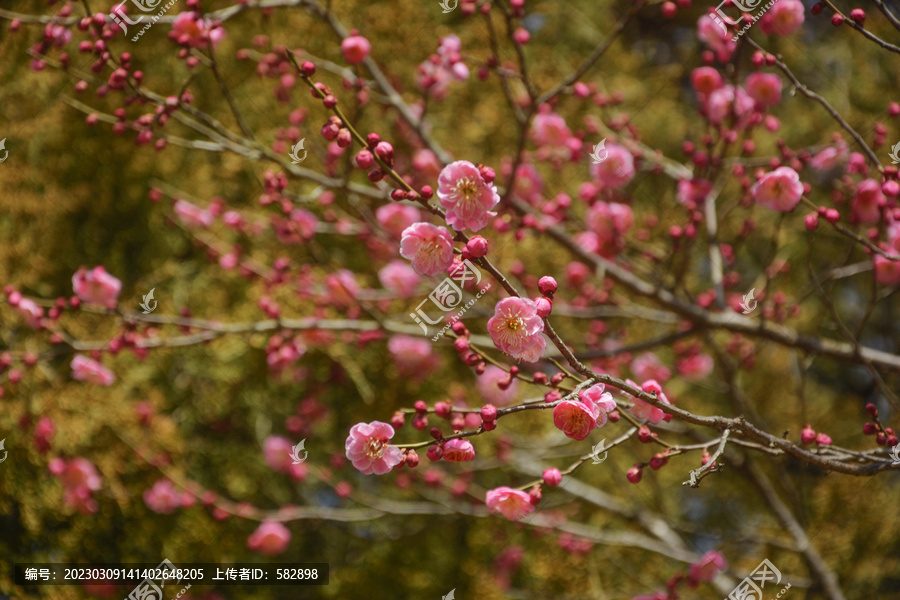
[
  {"x1": 412, "y1": 399, "x2": 429, "y2": 430},
  {"x1": 480, "y1": 403, "x2": 498, "y2": 432},
  {"x1": 800, "y1": 424, "x2": 832, "y2": 446},
  {"x1": 862, "y1": 403, "x2": 899, "y2": 447}
]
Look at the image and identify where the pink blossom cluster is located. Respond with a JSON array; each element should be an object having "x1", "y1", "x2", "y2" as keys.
[
  {"x1": 487, "y1": 297, "x2": 546, "y2": 362},
  {"x1": 72, "y1": 266, "x2": 121, "y2": 308},
  {"x1": 262, "y1": 435, "x2": 309, "y2": 481},
  {"x1": 144, "y1": 478, "x2": 196, "y2": 514},
  {"x1": 553, "y1": 383, "x2": 616, "y2": 440},
  {"x1": 49, "y1": 457, "x2": 103, "y2": 514},
  {"x1": 417, "y1": 35, "x2": 469, "y2": 100},
  {"x1": 169, "y1": 12, "x2": 226, "y2": 50}
]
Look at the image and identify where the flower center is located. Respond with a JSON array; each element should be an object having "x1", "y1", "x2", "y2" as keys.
[
  {"x1": 364, "y1": 438, "x2": 385, "y2": 459},
  {"x1": 506, "y1": 316, "x2": 523, "y2": 332},
  {"x1": 456, "y1": 178, "x2": 478, "y2": 202}
]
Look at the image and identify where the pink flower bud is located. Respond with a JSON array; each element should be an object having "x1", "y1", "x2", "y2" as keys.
[
  {"x1": 534, "y1": 297, "x2": 552, "y2": 317},
  {"x1": 626, "y1": 464, "x2": 643, "y2": 484},
  {"x1": 355, "y1": 148, "x2": 374, "y2": 169},
  {"x1": 850, "y1": 8, "x2": 865, "y2": 22},
  {"x1": 390, "y1": 410, "x2": 405, "y2": 429},
  {"x1": 815, "y1": 432, "x2": 832, "y2": 445},
  {"x1": 340, "y1": 35, "x2": 371, "y2": 64},
  {"x1": 414, "y1": 400, "x2": 428, "y2": 413},
  {"x1": 543, "y1": 468, "x2": 562, "y2": 486},
  {"x1": 538, "y1": 276, "x2": 558, "y2": 296},
  {"x1": 801, "y1": 424, "x2": 817, "y2": 444},
  {"x1": 405, "y1": 449, "x2": 419, "y2": 467},
  {"x1": 866, "y1": 403, "x2": 879, "y2": 417},
  {"x1": 426, "y1": 444, "x2": 443, "y2": 461},
  {"x1": 804, "y1": 213, "x2": 819, "y2": 231},
  {"x1": 528, "y1": 485, "x2": 542, "y2": 505},
  {"x1": 374, "y1": 141, "x2": 394, "y2": 164},
  {"x1": 863, "y1": 422, "x2": 877, "y2": 435},
  {"x1": 466, "y1": 236, "x2": 488, "y2": 258},
  {"x1": 481, "y1": 403, "x2": 498, "y2": 422}
]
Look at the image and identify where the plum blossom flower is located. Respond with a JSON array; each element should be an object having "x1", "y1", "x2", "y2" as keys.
[
  {"x1": 476, "y1": 365, "x2": 520, "y2": 406},
  {"x1": 324, "y1": 269, "x2": 360, "y2": 307},
  {"x1": 485, "y1": 486, "x2": 535, "y2": 521},
  {"x1": 437, "y1": 161, "x2": 501, "y2": 232},
  {"x1": 752, "y1": 166, "x2": 804, "y2": 212},
  {"x1": 417, "y1": 35, "x2": 469, "y2": 100},
  {"x1": 853, "y1": 179, "x2": 883, "y2": 224},
  {"x1": 263, "y1": 435, "x2": 295, "y2": 473},
  {"x1": 697, "y1": 14, "x2": 737, "y2": 63},
  {"x1": 71, "y1": 354, "x2": 115, "y2": 386},
  {"x1": 631, "y1": 352, "x2": 672, "y2": 383},
  {"x1": 677, "y1": 353, "x2": 715, "y2": 380},
  {"x1": 759, "y1": 0, "x2": 805, "y2": 36},
  {"x1": 399, "y1": 222, "x2": 455, "y2": 276},
  {"x1": 745, "y1": 73, "x2": 782, "y2": 109},
  {"x1": 15, "y1": 297, "x2": 44, "y2": 328},
  {"x1": 579, "y1": 383, "x2": 617, "y2": 426},
  {"x1": 247, "y1": 522, "x2": 292, "y2": 556},
  {"x1": 487, "y1": 297, "x2": 546, "y2": 363},
  {"x1": 378, "y1": 260, "x2": 421, "y2": 297},
  {"x1": 705, "y1": 85, "x2": 754, "y2": 125},
  {"x1": 875, "y1": 254, "x2": 900, "y2": 286},
  {"x1": 691, "y1": 67, "x2": 724, "y2": 97},
  {"x1": 531, "y1": 108, "x2": 572, "y2": 150},
  {"x1": 388, "y1": 335, "x2": 440, "y2": 379},
  {"x1": 628, "y1": 379, "x2": 673, "y2": 424},
  {"x1": 442, "y1": 439, "x2": 475, "y2": 462},
  {"x1": 507, "y1": 163, "x2": 544, "y2": 206},
  {"x1": 691, "y1": 550, "x2": 727, "y2": 583},
  {"x1": 375, "y1": 204, "x2": 421, "y2": 237},
  {"x1": 170, "y1": 12, "x2": 225, "y2": 49},
  {"x1": 810, "y1": 140, "x2": 848, "y2": 173},
  {"x1": 553, "y1": 399, "x2": 598, "y2": 440},
  {"x1": 345, "y1": 421, "x2": 404, "y2": 475},
  {"x1": 585, "y1": 201, "x2": 633, "y2": 258},
  {"x1": 53, "y1": 457, "x2": 103, "y2": 514},
  {"x1": 589, "y1": 143, "x2": 634, "y2": 189},
  {"x1": 143, "y1": 479, "x2": 182, "y2": 514},
  {"x1": 72, "y1": 266, "x2": 121, "y2": 308},
  {"x1": 174, "y1": 199, "x2": 215, "y2": 228},
  {"x1": 341, "y1": 35, "x2": 371, "y2": 64}
]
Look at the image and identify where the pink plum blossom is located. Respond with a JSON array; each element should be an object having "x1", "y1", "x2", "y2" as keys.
[
  {"x1": 247, "y1": 521, "x2": 292, "y2": 556},
  {"x1": 378, "y1": 260, "x2": 421, "y2": 297},
  {"x1": 388, "y1": 335, "x2": 440, "y2": 379},
  {"x1": 677, "y1": 354, "x2": 715, "y2": 380},
  {"x1": 72, "y1": 266, "x2": 121, "y2": 307},
  {"x1": 399, "y1": 222, "x2": 455, "y2": 276},
  {"x1": 487, "y1": 297, "x2": 546, "y2": 363},
  {"x1": 691, "y1": 67, "x2": 723, "y2": 96},
  {"x1": 341, "y1": 35, "x2": 371, "y2": 64},
  {"x1": 677, "y1": 179, "x2": 713, "y2": 208},
  {"x1": 752, "y1": 166, "x2": 804, "y2": 212},
  {"x1": 54, "y1": 457, "x2": 103, "y2": 514},
  {"x1": 442, "y1": 439, "x2": 475, "y2": 462},
  {"x1": 531, "y1": 109, "x2": 572, "y2": 149},
  {"x1": 16, "y1": 297, "x2": 44, "y2": 328},
  {"x1": 170, "y1": 12, "x2": 225, "y2": 49},
  {"x1": 71, "y1": 354, "x2": 115, "y2": 386},
  {"x1": 579, "y1": 383, "x2": 617, "y2": 426},
  {"x1": 553, "y1": 399, "x2": 598, "y2": 440},
  {"x1": 263, "y1": 435, "x2": 295, "y2": 473},
  {"x1": 853, "y1": 179, "x2": 883, "y2": 224},
  {"x1": 589, "y1": 143, "x2": 634, "y2": 189},
  {"x1": 697, "y1": 14, "x2": 737, "y2": 63},
  {"x1": 691, "y1": 550, "x2": 728, "y2": 582},
  {"x1": 324, "y1": 269, "x2": 360, "y2": 307},
  {"x1": 810, "y1": 140, "x2": 848, "y2": 172},
  {"x1": 745, "y1": 73, "x2": 782, "y2": 109},
  {"x1": 631, "y1": 352, "x2": 672, "y2": 383},
  {"x1": 508, "y1": 163, "x2": 544, "y2": 206},
  {"x1": 345, "y1": 421, "x2": 404, "y2": 475},
  {"x1": 706, "y1": 85, "x2": 754, "y2": 125},
  {"x1": 759, "y1": 0, "x2": 805, "y2": 36},
  {"x1": 875, "y1": 255, "x2": 900, "y2": 286},
  {"x1": 586, "y1": 201, "x2": 633, "y2": 258},
  {"x1": 476, "y1": 365, "x2": 520, "y2": 406},
  {"x1": 174, "y1": 199, "x2": 215, "y2": 228},
  {"x1": 437, "y1": 160, "x2": 501, "y2": 232},
  {"x1": 417, "y1": 35, "x2": 469, "y2": 100},
  {"x1": 375, "y1": 204, "x2": 421, "y2": 237},
  {"x1": 485, "y1": 486, "x2": 535, "y2": 521},
  {"x1": 628, "y1": 379, "x2": 673, "y2": 424},
  {"x1": 143, "y1": 479, "x2": 182, "y2": 514}
]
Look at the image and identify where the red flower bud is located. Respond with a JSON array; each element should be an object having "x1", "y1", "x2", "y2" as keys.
[{"x1": 801, "y1": 424, "x2": 817, "y2": 444}]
